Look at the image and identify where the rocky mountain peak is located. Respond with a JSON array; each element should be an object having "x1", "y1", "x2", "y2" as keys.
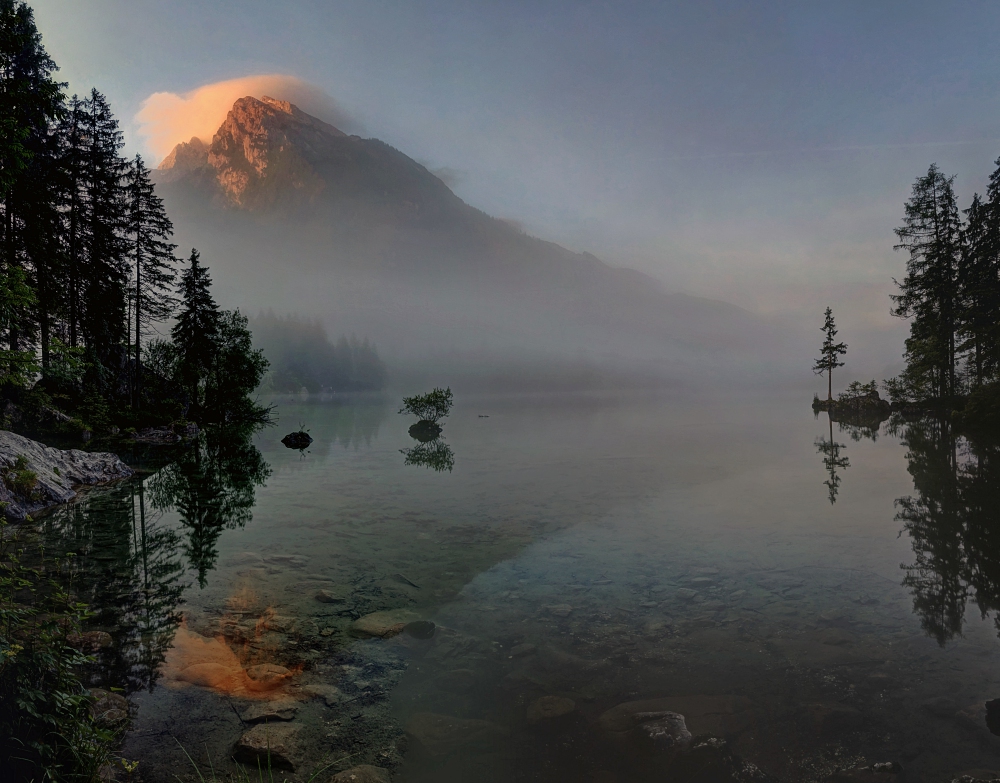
[
  {"x1": 156, "y1": 95, "x2": 457, "y2": 215},
  {"x1": 157, "y1": 95, "x2": 350, "y2": 209}
]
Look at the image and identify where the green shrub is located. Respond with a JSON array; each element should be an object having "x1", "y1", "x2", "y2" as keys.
[
  {"x1": 398, "y1": 387, "x2": 453, "y2": 423},
  {"x1": 3, "y1": 456, "x2": 39, "y2": 502}
]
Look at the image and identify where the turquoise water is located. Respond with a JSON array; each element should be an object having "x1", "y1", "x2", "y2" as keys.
[{"x1": 32, "y1": 391, "x2": 1000, "y2": 782}]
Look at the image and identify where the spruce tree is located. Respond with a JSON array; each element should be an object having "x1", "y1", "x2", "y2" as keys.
[
  {"x1": 812, "y1": 307, "x2": 847, "y2": 402},
  {"x1": 125, "y1": 153, "x2": 176, "y2": 408},
  {"x1": 893, "y1": 164, "x2": 964, "y2": 402},
  {"x1": 171, "y1": 249, "x2": 219, "y2": 411},
  {"x1": 0, "y1": 0, "x2": 63, "y2": 366},
  {"x1": 957, "y1": 193, "x2": 998, "y2": 387},
  {"x1": 79, "y1": 89, "x2": 128, "y2": 378}
]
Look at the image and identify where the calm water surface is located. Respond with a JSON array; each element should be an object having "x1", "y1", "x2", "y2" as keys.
[{"x1": 32, "y1": 391, "x2": 1000, "y2": 782}]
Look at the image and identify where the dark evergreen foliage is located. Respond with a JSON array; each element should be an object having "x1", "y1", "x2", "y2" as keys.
[
  {"x1": 892, "y1": 164, "x2": 963, "y2": 402},
  {"x1": 171, "y1": 249, "x2": 219, "y2": 411},
  {"x1": 812, "y1": 307, "x2": 846, "y2": 402},
  {"x1": 124, "y1": 154, "x2": 177, "y2": 408}
]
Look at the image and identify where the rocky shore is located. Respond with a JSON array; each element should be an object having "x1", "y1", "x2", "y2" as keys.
[{"x1": 0, "y1": 430, "x2": 133, "y2": 521}]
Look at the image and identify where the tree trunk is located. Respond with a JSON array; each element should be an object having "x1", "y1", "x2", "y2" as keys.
[
  {"x1": 135, "y1": 226, "x2": 141, "y2": 410},
  {"x1": 827, "y1": 363, "x2": 832, "y2": 402}
]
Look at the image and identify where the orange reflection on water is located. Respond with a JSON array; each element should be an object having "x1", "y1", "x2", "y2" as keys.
[{"x1": 160, "y1": 592, "x2": 301, "y2": 699}]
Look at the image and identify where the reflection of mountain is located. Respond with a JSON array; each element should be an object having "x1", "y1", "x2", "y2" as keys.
[
  {"x1": 896, "y1": 417, "x2": 1000, "y2": 645},
  {"x1": 39, "y1": 481, "x2": 185, "y2": 696},
  {"x1": 155, "y1": 96, "x2": 788, "y2": 386},
  {"x1": 147, "y1": 426, "x2": 272, "y2": 587}
]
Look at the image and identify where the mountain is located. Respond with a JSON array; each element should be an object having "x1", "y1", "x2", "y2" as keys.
[{"x1": 155, "y1": 96, "x2": 789, "y2": 389}]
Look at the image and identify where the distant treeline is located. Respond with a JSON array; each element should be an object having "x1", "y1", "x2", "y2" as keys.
[
  {"x1": 250, "y1": 312, "x2": 387, "y2": 393},
  {"x1": 891, "y1": 161, "x2": 1000, "y2": 409}
]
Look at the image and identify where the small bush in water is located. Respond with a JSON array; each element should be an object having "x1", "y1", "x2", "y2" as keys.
[{"x1": 399, "y1": 388, "x2": 454, "y2": 423}]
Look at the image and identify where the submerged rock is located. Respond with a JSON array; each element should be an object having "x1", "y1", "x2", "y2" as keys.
[
  {"x1": 0, "y1": 430, "x2": 133, "y2": 521},
  {"x1": 315, "y1": 588, "x2": 349, "y2": 604},
  {"x1": 405, "y1": 712, "x2": 507, "y2": 756},
  {"x1": 232, "y1": 723, "x2": 302, "y2": 770},
  {"x1": 404, "y1": 620, "x2": 436, "y2": 639},
  {"x1": 245, "y1": 663, "x2": 293, "y2": 691},
  {"x1": 240, "y1": 700, "x2": 299, "y2": 724},
  {"x1": 331, "y1": 766, "x2": 392, "y2": 783},
  {"x1": 599, "y1": 695, "x2": 751, "y2": 740},
  {"x1": 281, "y1": 431, "x2": 313, "y2": 449},
  {"x1": 89, "y1": 689, "x2": 129, "y2": 728},
  {"x1": 352, "y1": 609, "x2": 422, "y2": 639},
  {"x1": 301, "y1": 682, "x2": 342, "y2": 706}
]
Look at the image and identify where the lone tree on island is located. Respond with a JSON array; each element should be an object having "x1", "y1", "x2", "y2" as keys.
[
  {"x1": 399, "y1": 387, "x2": 454, "y2": 423},
  {"x1": 813, "y1": 307, "x2": 847, "y2": 402}
]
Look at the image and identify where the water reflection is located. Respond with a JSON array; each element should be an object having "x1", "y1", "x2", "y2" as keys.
[
  {"x1": 36, "y1": 425, "x2": 273, "y2": 694},
  {"x1": 39, "y1": 481, "x2": 186, "y2": 696},
  {"x1": 401, "y1": 437, "x2": 455, "y2": 472},
  {"x1": 147, "y1": 426, "x2": 272, "y2": 587},
  {"x1": 815, "y1": 415, "x2": 849, "y2": 504},
  {"x1": 893, "y1": 415, "x2": 1000, "y2": 647}
]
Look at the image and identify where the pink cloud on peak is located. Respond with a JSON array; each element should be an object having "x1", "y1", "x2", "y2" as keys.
[{"x1": 136, "y1": 75, "x2": 355, "y2": 163}]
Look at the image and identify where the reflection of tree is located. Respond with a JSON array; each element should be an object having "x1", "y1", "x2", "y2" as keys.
[
  {"x1": 815, "y1": 415, "x2": 850, "y2": 504},
  {"x1": 895, "y1": 416, "x2": 1000, "y2": 645},
  {"x1": 38, "y1": 480, "x2": 186, "y2": 696},
  {"x1": 401, "y1": 437, "x2": 455, "y2": 473},
  {"x1": 148, "y1": 425, "x2": 272, "y2": 587}
]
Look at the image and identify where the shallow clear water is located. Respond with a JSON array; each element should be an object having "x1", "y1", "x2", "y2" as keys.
[{"x1": 32, "y1": 391, "x2": 1000, "y2": 781}]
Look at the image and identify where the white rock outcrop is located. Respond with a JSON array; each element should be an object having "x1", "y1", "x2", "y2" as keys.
[{"x1": 0, "y1": 430, "x2": 133, "y2": 521}]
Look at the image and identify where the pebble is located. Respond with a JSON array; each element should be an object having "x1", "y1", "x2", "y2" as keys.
[
  {"x1": 509, "y1": 643, "x2": 537, "y2": 658},
  {"x1": 546, "y1": 604, "x2": 574, "y2": 618},
  {"x1": 677, "y1": 588, "x2": 698, "y2": 600}
]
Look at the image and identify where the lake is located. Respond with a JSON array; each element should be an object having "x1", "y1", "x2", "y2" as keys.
[{"x1": 31, "y1": 390, "x2": 1000, "y2": 782}]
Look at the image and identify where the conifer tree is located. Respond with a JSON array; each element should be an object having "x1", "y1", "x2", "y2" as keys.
[
  {"x1": 893, "y1": 164, "x2": 964, "y2": 401},
  {"x1": 79, "y1": 89, "x2": 128, "y2": 377},
  {"x1": 0, "y1": 0, "x2": 63, "y2": 363},
  {"x1": 812, "y1": 307, "x2": 847, "y2": 402},
  {"x1": 171, "y1": 249, "x2": 220, "y2": 410},
  {"x1": 125, "y1": 153, "x2": 176, "y2": 408},
  {"x1": 957, "y1": 193, "x2": 998, "y2": 387}
]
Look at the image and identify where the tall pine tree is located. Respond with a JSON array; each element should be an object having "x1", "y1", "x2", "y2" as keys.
[
  {"x1": 125, "y1": 153, "x2": 176, "y2": 408},
  {"x1": 0, "y1": 0, "x2": 62, "y2": 376},
  {"x1": 812, "y1": 307, "x2": 847, "y2": 402},
  {"x1": 171, "y1": 249, "x2": 219, "y2": 411},
  {"x1": 893, "y1": 164, "x2": 964, "y2": 402},
  {"x1": 79, "y1": 89, "x2": 128, "y2": 380}
]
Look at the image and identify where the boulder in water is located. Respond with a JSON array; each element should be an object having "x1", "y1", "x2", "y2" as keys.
[
  {"x1": 281, "y1": 431, "x2": 313, "y2": 449},
  {"x1": 408, "y1": 420, "x2": 442, "y2": 442}
]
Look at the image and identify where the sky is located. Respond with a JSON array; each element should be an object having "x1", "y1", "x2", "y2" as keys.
[{"x1": 31, "y1": 0, "x2": 1000, "y2": 373}]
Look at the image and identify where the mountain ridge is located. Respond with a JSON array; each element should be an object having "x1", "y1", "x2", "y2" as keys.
[{"x1": 154, "y1": 95, "x2": 790, "y2": 386}]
